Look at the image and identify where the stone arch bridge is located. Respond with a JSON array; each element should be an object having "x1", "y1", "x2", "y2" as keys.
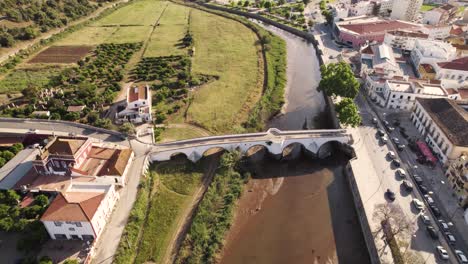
[{"x1": 149, "y1": 128, "x2": 353, "y2": 162}]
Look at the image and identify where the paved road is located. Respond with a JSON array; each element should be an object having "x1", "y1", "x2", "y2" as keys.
[{"x1": 354, "y1": 92, "x2": 458, "y2": 264}]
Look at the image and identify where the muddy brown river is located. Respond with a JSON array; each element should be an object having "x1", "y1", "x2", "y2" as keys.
[{"x1": 219, "y1": 25, "x2": 370, "y2": 264}]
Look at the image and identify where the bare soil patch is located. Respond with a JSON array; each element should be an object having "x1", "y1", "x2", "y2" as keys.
[{"x1": 28, "y1": 45, "x2": 93, "y2": 64}]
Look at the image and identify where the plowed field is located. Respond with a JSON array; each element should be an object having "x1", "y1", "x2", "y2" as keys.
[{"x1": 29, "y1": 45, "x2": 93, "y2": 63}]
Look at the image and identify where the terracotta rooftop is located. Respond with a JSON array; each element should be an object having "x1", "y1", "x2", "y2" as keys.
[
  {"x1": 459, "y1": 88, "x2": 468, "y2": 99},
  {"x1": 98, "y1": 149, "x2": 132, "y2": 176},
  {"x1": 361, "y1": 45, "x2": 374, "y2": 54},
  {"x1": 45, "y1": 137, "x2": 87, "y2": 157},
  {"x1": 417, "y1": 98, "x2": 468, "y2": 146},
  {"x1": 41, "y1": 192, "x2": 104, "y2": 222},
  {"x1": 340, "y1": 20, "x2": 418, "y2": 35},
  {"x1": 446, "y1": 88, "x2": 458, "y2": 95},
  {"x1": 128, "y1": 86, "x2": 148, "y2": 103},
  {"x1": 450, "y1": 26, "x2": 464, "y2": 36},
  {"x1": 438, "y1": 57, "x2": 468, "y2": 72}
]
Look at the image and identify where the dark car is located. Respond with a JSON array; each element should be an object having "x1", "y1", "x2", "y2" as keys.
[
  {"x1": 386, "y1": 189, "x2": 396, "y2": 201},
  {"x1": 377, "y1": 129, "x2": 385, "y2": 136},
  {"x1": 403, "y1": 180, "x2": 413, "y2": 191},
  {"x1": 427, "y1": 225, "x2": 439, "y2": 239},
  {"x1": 397, "y1": 144, "x2": 405, "y2": 151},
  {"x1": 392, "y1": 159, "x2": 401, "y2": 167},
  {"x1": 419, "y1": 185, "x2": 429, "y2": 194},
  {"x1": 430, "y1": 205, "x2": 442, "y2": 217},
  {"x1": 414, "y1": 176, "x2": 423, "y2": 185}
]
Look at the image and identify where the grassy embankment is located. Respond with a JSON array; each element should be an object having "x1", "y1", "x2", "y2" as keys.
[{"x1": 114, "y1": 161, "x2": 203, "y2": 264}]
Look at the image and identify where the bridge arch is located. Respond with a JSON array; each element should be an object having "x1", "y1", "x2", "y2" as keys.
[
  {"x1": 169, "y1": 152, "x2": 189, "y2": 160},
  {"x1": 316, "y1": 140, "x2": 343, "y2": 159},
  {"x1": 281, "y1": 142, "x2": 306, "y2": 160},
  {"x1": 201, "y1": 146, "x2": 228, "y2": 158}
]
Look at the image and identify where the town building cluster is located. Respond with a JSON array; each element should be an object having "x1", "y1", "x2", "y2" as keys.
[
  {"x1": 328, "y1": 0, "x2": 468, "y2": 210},
  {"x1": 0, "y1": 136, "x2": 134, "y2": 241}
]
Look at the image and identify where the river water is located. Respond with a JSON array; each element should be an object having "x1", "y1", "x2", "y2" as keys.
[{"x1": 219, "y1": 25, "x2": 371, "y2": 264}]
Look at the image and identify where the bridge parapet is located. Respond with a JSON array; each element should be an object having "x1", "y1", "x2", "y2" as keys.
[{"x1": 149, "y1": 128, "x2": 353, "y2": 162}]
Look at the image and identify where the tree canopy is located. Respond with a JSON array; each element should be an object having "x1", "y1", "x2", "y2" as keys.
[
  {"x1": 319, "y1": 62, "x2": 359, "y2": 99},
  {"x1": 335, "y1": 98, "x2": 361, "y2": 127}
]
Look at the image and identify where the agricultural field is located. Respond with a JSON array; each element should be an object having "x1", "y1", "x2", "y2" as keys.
[
  {"x1": 56, "y1": 26, "x2": 152, "y2": 46},
  {"x1": 0, "y1": 67, "x2": 64, "y2": 94},
  {"x1": 144, "y1": 3, "x2": 190, "y2": 57},
  {"x1": 92, "y1": 0, "x2": 167, "y2": 26},
  {"x1": 28, "y1": 46, "x2": 93, "y2": 64},
  {"x1": 186, "y1": 10, "x2": 261, "y2": 133}
]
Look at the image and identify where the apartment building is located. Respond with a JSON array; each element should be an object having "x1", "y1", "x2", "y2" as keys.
[
  {"x1": 434, "y1": 57, "x2": 468, "y2": 89},
  {"x1": 423, "y1": 4, "x2": 459, "y2": 25},
  {"x1": 410, "y1": 39, "x2": 457, "y2": 68},
  {"x1": 411, "y1": 98, "x2": 468, "y2": 164},
  {"x1": 384, "y1": 30, "x2": 429, "y2": 51},
  {"x1": 445, "y1": 153, "x2": 468, "y2": 207},
  {"x1": 391, "y1": 0, "x2": 424, "y2": 21}
]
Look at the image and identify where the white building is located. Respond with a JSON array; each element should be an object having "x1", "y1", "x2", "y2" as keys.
[
  {"x1": 349, "y1": 1, "x2": 376, "y2": 17},
  {"x1": 421, "y1": 24, "x2": 452, "y2": 39},
  {"x1": 360, "y1": 43, "x2": 403, "y2": 78},
  {"x1": 41, "y1": 184, "x2": 119, "y2": 240},
  {"x1": 411, "y1": 98, "x2": 468, "y2": 164},
  {"x1": 372, "y1": 79, "x2": 450, "y2": 110},
  {"x1": 117, "y1": 85, "x2": 152, "y2": 124},
  {"x1": 383, "y1": 30, "x2": 429, "y2": 51},
  {"x1": 378, "y1": 0, "x2": 394, "y2": 16},
  {"x1": 445, "y1": 153, "x2": 468, "y2": 207},
  {"x1": 434, "y1": 57, "x2": 468, "y2": 89},
  {"x1": 423, "y1": 4, "x2": 459, "y2": 25},
  {"x1": 391, "y1": 0, "x2": 424, "y2": 21},
  {"x1": 410, "y1": 39, "x2": 457, "y2": 68}
]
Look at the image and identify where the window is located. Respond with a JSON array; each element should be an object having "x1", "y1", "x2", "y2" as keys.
[
  {"x1": 71, "y1": 235, "x2": 80, "y2": 240},
  {"x1": 400, "y1": 95, "x2": 403, "y2": 99},
  {"x1": 54, "y1": 234, "x2": 67, "y2": 239},
  {"x1": 407, "y1": 96, "x2": 411, "y2": 100},
  {"x1": 458, "y1": 75, "x2": 462, "y2": 80},
  {"x1": 134, "y1": 104, "x2": 137, "y2": 107},
  {"x1": 69, "y1": 227, "x2": 75, "y2": 231},
  {"x1": 142, "y1": 101, "x2": 145, "y2": 104},
  {"x1": 82, "y1": 235, "x2": 94, "y2": 241},
  {"x1": 54, "y1": 221, "x2": 63, "y2": 226},
  {"x1": 392, "y1": 94, "x2": 396, "y2": 98},
  {"x1": 61, "y1": 161, "x2": 66, "y2": 168},
  {"x1": 76, "y1": 222, "x2": 82, "y2": 227}
]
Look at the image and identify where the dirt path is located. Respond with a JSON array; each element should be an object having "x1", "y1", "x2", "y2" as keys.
[
  {"x1": 0, "y1": 0, "x2": 129, "y2": 65},
  {"x1": 160, "y1": 153, "x2": 220, "y2": 264}
]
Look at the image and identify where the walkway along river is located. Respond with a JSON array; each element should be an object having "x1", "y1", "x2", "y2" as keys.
[{"x1": 218, "y1": 24, "x2": 371, "y2": 264}]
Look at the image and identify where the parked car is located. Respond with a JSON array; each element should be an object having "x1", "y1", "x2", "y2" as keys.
[
  {"x1": 383, "y1": 120, "x2": 389, "y2": 126},
  {"x1": 427, "y1": 225, "x2": 438, "y2": 239},
  {"x1": 424, "y1": 194, "x2": 435, "y2": 205},
  {"x1": 372, "y1": 117, "x2": 378, "y2": 124},
  {"x1": 420, "y1": 214, "x2": 430, "y2": 225},
  {"x1": 430, "y1": 205, "x2": 441, "y2": 217},
  {"x1": 402, "y1": 180, "x2": 413, "y2": 191},
  {"x1": 377, "y1": 129, "x2": 385, "y2": 136},
  {"x1": 392, "y1": 159, "x2": 401, "y2": 167},
  {"x1": 392, "y1": 137, "x2": 400, "y2": 144},
  {"x1": 437, "y1": 246, "x2": 449, "y2": 260},
  {"x1": 455, "y1": 250, "x2": 468, "y2": 263},
  {"x1": 387, "y1": 151, "x2": 396, "y2": 160},
  {"x1": 381, "y1": 135, "x2": 388, "y2": 144},
  {"x1": 438, "y1": 220, "x2": 449, "y2": 231},
  {"x1": 386, "y1": 189, "x2": 396, "y2": 201},
  {"x1": 419, "y1": 185, "x2": 429, "y2": 194},
  {"x1": 397, "y1": 144, "x2": 405, "y2": 151},
  {"x1": 445, "y1": 232, "x2": 456, "y2": 245},
  {"x1": 386, "y1": 126, "x2": 395, "y2": 132},
  {"x1": 413, "y1": 199, "x2": 424, "y2": 210},
  {"x1": 396, "y1": 168, "x2": 406, "y2": 178},
  {"x1": 27, "y1": 128, "x2": 38, "y2": 134},
  {"x1": 414, "y1": 176, "x2": 423, "y2": 185}
]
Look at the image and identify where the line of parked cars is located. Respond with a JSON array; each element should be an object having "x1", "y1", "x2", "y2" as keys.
[{"x1": 373, "y1": 116, "x2": 468, "y2": 263}]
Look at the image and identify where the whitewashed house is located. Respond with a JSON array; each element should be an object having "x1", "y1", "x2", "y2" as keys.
[
  {"x1": 434, "y1": 57, "x2": 468, "y2": 89},
  {"x1": 117, "y1": 85, "x2": 152, "y2": 124}
]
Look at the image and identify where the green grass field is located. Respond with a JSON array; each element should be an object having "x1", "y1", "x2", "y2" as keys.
[
  {"x1": 93, "y1": 0, "x2": 167, "y2": 26},
  {"x1": 134, "y1": 162, "x2": 203, "y2": 264},
  {"x1": 144, "y1": 3, "x2": 190, "y2": 57},
  {"x1": 186, "y1": 10, "x2": 260, "y2": 133},
  {"x1": 421, "y1": 4, "x2": 438, "y2": 11},
  {"x1": 56, "y1": 26, "x2": 152, "y2": 45},
  {"x1": 160, "y1": 127, "x2": 208, "y2": 142},
  {"x1": 0, "y1": 67, "x2": 63, "y2": 93}
]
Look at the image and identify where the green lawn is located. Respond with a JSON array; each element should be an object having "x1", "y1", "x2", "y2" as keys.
[
  {"x1": 134, "y1": 162, "x2": 203, "y2": 264},
  {"x1": 0, "y1": 67, "x2": 63, "y2": 93},
  {"x1": 421, "y1": 4, "x2": 438, "y2": 11},
  {"x1": 160, "y1": 126, "x2": 208, "y2": 142},
  {"x1": 144, "y1": 3, "x2": 190, "y2": 57},
  {"x1": 186, "y1": 10, "x2": 261, "y2": 133},
  {"x1": 93, "y1": 0, "x2": 167, "y2": 26}
]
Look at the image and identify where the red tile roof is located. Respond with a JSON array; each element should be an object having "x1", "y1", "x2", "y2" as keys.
[
  {"x1": 438, "y1": 57, "x2": 468, "y2": 71},
  {"x1": 340, "y1": 20, "x2": 418, "y2": 35},
  {"x1": 128, "y1": 86, "x2": 148, "y2": 103},
  {"x1": 458, "y1": 88, "x2": 468, "y2": 99},
  {"x1": 41, "y1": 192, "x2": 104, "y2": 222},
  {"x1": 450, "y1": 26, "x2": 464, "y2": 36},
  {"x1": 446, "y1": 88, "x2": 458, "y2": 95},
  {"x1": 361, "y1": 45, "x2": 374, "y2": 54}
]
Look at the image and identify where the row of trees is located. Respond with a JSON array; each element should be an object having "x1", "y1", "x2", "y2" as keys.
[
  {"x1": 319, "y1": 62, "x2": 362, "y2": 127},
  {"x1": 0, "y1": 143, "x2": 23, "y2": 168},
  {"x1": 0, "y1": 0, "x2": 97, "y2": 47}
]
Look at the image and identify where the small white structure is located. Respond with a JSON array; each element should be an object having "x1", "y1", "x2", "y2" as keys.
[
  {"x1": 434, "y1": 57, "x2": 468, "y2": 89},
  {"x1": 41, "y1": 184, "x2": 119, "y2": 241},
  {"x1": 0, "y1": 148, "x2": 40, "y2": 190},
  {"x1": 117, "y1": 85, "x2": 152, "y2": 124},
  {"x1": 410, "y1": 39, "x2": 457, "y2": 68}
]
